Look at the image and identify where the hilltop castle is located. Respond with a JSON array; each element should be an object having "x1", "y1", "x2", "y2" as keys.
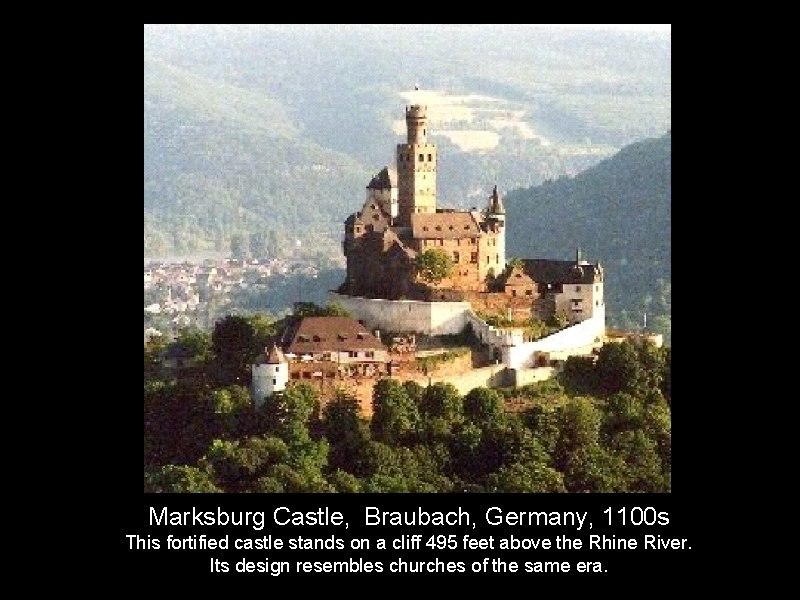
[
  {"x1": 341, "y1": 105, "x2": 506, "y2": 300},
  {"x1": 338, "y1": 103, "x2": 604, "y2": 332}
]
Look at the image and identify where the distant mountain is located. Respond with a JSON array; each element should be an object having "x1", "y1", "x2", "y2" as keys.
[
  {"x1": 144, "y1": 55, "x2": 369, "y2": 259},
  {"x1": 144, "y1": 25, "x2": 670, "y2": 260},
  {"x1": 505, "y1": 132, "x2": 671, "y2": 342}
]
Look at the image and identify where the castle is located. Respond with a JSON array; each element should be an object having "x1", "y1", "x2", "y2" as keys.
[
  {"x1": 253, "y1": 101, "x2": 610, "y2": 408},
  {"x1": 339, "y1": 103, "x2": 604, "y2": 332},
  {"x1": 341, "y1": 105, "x2": 506, "y2": 300}
]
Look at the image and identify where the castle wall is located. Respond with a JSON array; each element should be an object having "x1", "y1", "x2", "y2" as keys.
[
  {"x1": 329, "y1": 293, "x2": 471, "y2": 335},
  {"x1": 502, "y1": 305, "x2": 606, "y2": 369},
  {"x1": 510, "y1": 366, "x2": 558, "y2": 387},
  {"x1": 399, "y1": 365, "x2": 512, "y2": 396}
]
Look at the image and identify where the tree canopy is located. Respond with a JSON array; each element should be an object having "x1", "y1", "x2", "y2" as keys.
[{"x1": 415, "y1": 249, "x2": 453, "y2": 285}]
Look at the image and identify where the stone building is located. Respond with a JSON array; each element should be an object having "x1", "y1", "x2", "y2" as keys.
[{"x1": 342, "y1": 104, "x2": 506, "y2": 300}]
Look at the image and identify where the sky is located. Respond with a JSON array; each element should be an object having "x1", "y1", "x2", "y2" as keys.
[{"x1": 538, "y1": 24, "x2": 670, "y2": 32}]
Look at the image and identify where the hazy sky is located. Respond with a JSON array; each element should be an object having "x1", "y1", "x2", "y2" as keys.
[
  {"x1": 539, "y1": 24, "x2": 670, "y2": 32},
  {"x1": 146, "y1": 24, "x2": 671, "y2": 34}
]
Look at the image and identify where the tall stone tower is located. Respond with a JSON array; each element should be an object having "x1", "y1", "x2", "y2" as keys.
[{"x1": 396, "y1": 105, "x2": 437, "y2": 226}]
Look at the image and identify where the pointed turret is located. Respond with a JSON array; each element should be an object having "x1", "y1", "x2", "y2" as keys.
[
  {"x1": 266, "y1": 343, "x2": 287, "y2": 365},
  {"x1": 489, "y1": 185, "x2": 505, "y2": 214}
]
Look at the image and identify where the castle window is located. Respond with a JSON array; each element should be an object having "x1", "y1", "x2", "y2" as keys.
[
  {"x1": 471, "y1": 252, "x2": 478, "y2": 264},
  {"x1": 575, "y1": 286, "x2": 581, "y2": 292},
  {"x1": 486, "y1": 256, "x2": 490, "y2": 265},
  {"x1": 313, "y1": 335, "x2": 321, "y2": 342},
  {"x1": 435, "y1": 225, "x2": 442, "y2": 231},
  {"x1": 349, "y1": 351, "x2": 358, "y2": 358},
  {"x1": 373, "y1": 214, "x2": 379, "y2": 220},
  {"x1": 419, "y1": 153, "x2": 424, "y2": 161},
  {"x1": 596, "y1": 300, "x2": 599, "y2": 306},
  {"x1": 355, "y1": 227, "x2": 361, "y2": 233},
  {"x1": 371, "y1": 204, "x2": 376, "y2": 210},
  {"x1": 496, "y1": 255, "x2": 499, "y2": 263},
  {"x1": 424, "y1": 129, "x2": 426, "y2": 136},
  {"x1": 449, "y1": 225, "x2": 454, "y2": 230},
  {"x1": 453, "y1": 252, "x2": 460, "y2": 263},
  {"x1": 272, "y1": 378, "x2": 277, "y2": 386},
  {"x1": 596, "y1": 285, "x2": 599, "y2": 292},
  {"x1": 423, "y1": 226, "x2": 428, "y2": 231},
  {"x1": 464, "y1": 225, "x2": 470, "y2": 230},
  {"x1": 526, "y1": 290, "x2": 533, "y2": 296},
  {"x1": 512, "y1": 289, "x2": 517, "y2": 297},
  {"x1": 428, "y1": 154, "x2": 432, "y2": 161}
]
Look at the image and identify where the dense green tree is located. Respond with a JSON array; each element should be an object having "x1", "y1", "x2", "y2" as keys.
[
  {"x1": 420, "y1": 382, "x2": 463, "y2": 422},
  {"x1": 209, "y1": 385, "x2": 252, "y2": 415},
  {"x1": 463, "y1": 387, "x2": 505, "y2": 427},
  {"x1": 553, "y1": 398, "x2": 603, "y2": 468},
  {"x1": 144, "y1": 464, "x2": 221, "y2": 493},
  {"x1": 144, "y1": 381, "x2": 220, "y2": 467},
  {"x1": 202, "y1": 436, "x2": 289, "y2": 491},
  {"x1": 562, "y1": 356, "x2": 598, "y2": 394},
  {"x1": 602, "y1": 393, "x2": 644, "y2": 439},
  {"x1": 642, "y1": 398, "x2": 671, "y2": 477},
  {"x1": 262, "y1": 383, "x2": 319, "y2": 446},
  {"x1": 486, "y1": 462, "x2": 565, "y2": 493},
  {"x1": 211, "y1": 315, "x2": 258, "y2": 385},
  {"x1": 524, "y1": 405, "x2": 561, "y2": 456},
  {"x1": 595, "y1": 341, "x2": 647, "y2": 396},
  {"x1": 608, "y1": 429, "x2": 666, "y2": 492},
  {"x1": 415, "y1": 249, "x2": 453, "y2": 285},
  {"x1": 371, "y1": 379, "x2": 420, "y2": 443},
  {"x1": 562, "y1": 444, "x2": 627, "y2": 492},
  {"x1": 268, "y1": 463, "x2": 334, "y2": 493},
  {"x1": 329, "y1": 469, "x2": 362, "y2": 493},
  {"x1": 322, "y1": 391, "x2": 370, "y2": 474},
  {"x1": 173, "y1": 327, "x2": 213, "y2": 364}
]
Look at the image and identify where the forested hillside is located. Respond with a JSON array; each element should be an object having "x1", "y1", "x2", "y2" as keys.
[
  {"x1": 506, "y1": 132, "x2": 671, "y2": 342},
  {"x1": 144, "y1": 316, "x2": 671, "y2": 493}
]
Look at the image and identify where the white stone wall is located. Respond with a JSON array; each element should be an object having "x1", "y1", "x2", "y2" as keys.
[
  {"x1": 329, "y1": 293, "x2": 471, "y2": 335},
  {"x1": 503, "y1": 305, "x2": 606, "y2": 369},
  {"x1": 511, "y1": 366, "x2": 558, "y2": 387},
  {"x1": 251, "y1": 362, "x2": 289, "y2": 408},
  {"x1": 400, "y1": 364, "x2": 509, "y2": 396}
]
